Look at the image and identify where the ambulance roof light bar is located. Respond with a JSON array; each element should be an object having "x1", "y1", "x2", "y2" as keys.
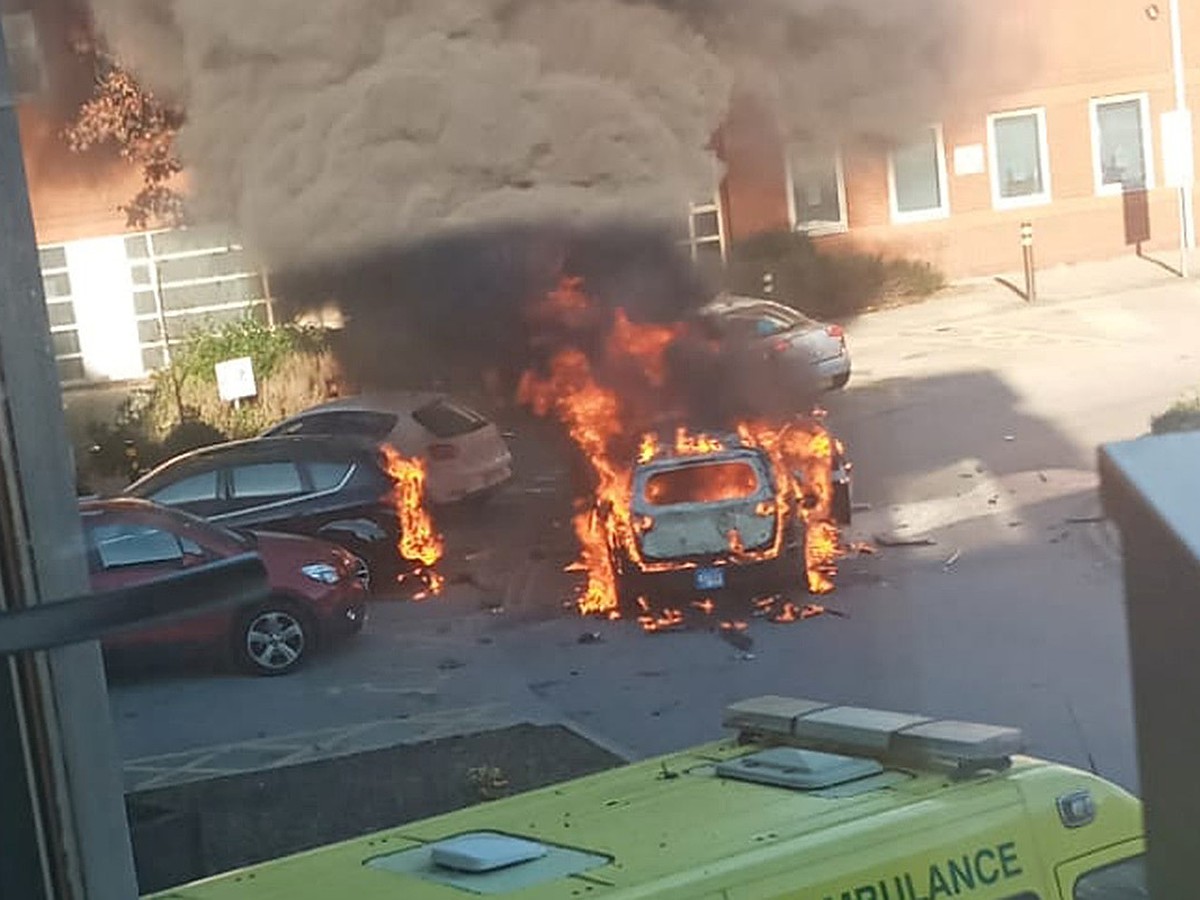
[{"x1": 723, "y1": 696, "x2": 1025, "y2": 776}]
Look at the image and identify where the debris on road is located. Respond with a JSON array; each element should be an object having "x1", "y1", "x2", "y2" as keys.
[
  {"x1": 577, "y1": 631, "x2": 604, "y2": 645},
  {"x1": 437, "y1": 658, "x2": 466, "y2": 671},
  {"x1": 1038, "y1": 471, "x2": 1049, "y2": 483},
  {"x1": 480, "y1": 599, "x2": 505, "y2": 614},
  {"x1": 852, "y1": 501, "x2": 873, "y2": 512},
  {"x1": 1065, "y1": 515, "x2": 1106, "y2": 524},
  {"x1": 942, "y1": 549, "x2": 962, "y2": 571},
  {"x1": 719, "y1": 623, "x2": 754, "y2": 652},
  {"x1": 1004, "y1": 434, "x2": 1016, "y2": 442},
  {"x1": 875, "y1": 532, "x2": 936, "y2": 547},
  {"x1": 849, "y1": 541, "x2": 878, "y2": 555}
]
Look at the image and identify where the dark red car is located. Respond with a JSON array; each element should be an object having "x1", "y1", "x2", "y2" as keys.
[{"x1": 80, "y1": 498, "x2": 368, "y2": 675}]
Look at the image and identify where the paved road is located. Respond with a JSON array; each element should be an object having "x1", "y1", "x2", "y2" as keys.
[{"x1": 108, "y1": 270, "x2": 1200, "y2": 794}]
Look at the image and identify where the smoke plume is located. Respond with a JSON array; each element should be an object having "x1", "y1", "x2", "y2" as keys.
[{"x1": 87, "y1": 0, "x2": 980, "y2": 268}]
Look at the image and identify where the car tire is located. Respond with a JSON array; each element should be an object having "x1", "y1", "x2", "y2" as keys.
[
  {"x1": 831, "y1": 371, "x2": 851, "y2": 390},
  {"x1": 233, "y1": 600, "x2": 315, "y2": 676}
]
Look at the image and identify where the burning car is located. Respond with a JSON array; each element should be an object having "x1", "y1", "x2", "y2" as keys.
[
  {"x1": 594, "y1": 424, "x2": 851, "y2": 617},
  {"x1": 604, "y1": 434, "x2": 802, "y2": 612}
]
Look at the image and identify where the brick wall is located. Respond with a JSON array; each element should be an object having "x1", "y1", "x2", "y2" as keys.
[{"x1": 720, "y1": 0, "x2": 1200, "y2": 278}]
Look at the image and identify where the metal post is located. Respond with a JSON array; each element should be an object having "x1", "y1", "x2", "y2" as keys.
[
  {"x1": 0, "y1": 20, "x2": 140, "y2": 900},
  {"x1": 1020, "y1": 221, "x2": 1037, "y2": 303},
  {"x1": 1168, "y1": 0, "x2": 1194, "y2": 274}
]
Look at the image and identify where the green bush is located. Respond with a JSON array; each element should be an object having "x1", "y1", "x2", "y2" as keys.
[
  {"x1": 78, "y1": 318, "x2": 343, "y2": 489},
  {"x1": 173, "y1": 319, "x2": 327, "y2": 385},
  {"x1": 1151, "y1": 393, "x2": 1200, "y2": 434},
  {"x1": 723, "y1": 231, "x2": 945, "y2": 317}
]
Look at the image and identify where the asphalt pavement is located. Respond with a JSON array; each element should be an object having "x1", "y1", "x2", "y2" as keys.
[{"x1": 107, "y1": 251, "x2": 1200, "y2": 796}]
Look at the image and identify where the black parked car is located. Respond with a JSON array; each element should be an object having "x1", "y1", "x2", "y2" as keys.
[{"x1": 124, "y1": 436, "x2": 399, "y2": 585}]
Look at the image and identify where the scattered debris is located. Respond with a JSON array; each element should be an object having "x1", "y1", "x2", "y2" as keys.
[
  {"x1": 849, "y1": 541, "x2": 878, "y2": 555},
  {"x1": 577, "y1": 631, "x2": 604, "y2": 645},
  {"x1": 987, "y1": 495, "x2": 999, "y2": 506},
  {"x1": 736, "y1": 652, "x2": 757, "y2": 661},
  {"x1": 1065, "y1": 515, "x2": 1106, "y2": 525},
  {"x1": 691, "y1": 598, "x2": 716, "y2": 615},
  {"x1": 1008, "y1": 521, "x2": 1023, "y2": 528},
  {"x1": 657, "y1": 762, "x2": 680, "y2": 780},
  {"x1": 719, "y1": 624, "x2": 754, "y2": 652},
  {"x1": 1003, "y1": 434, "x2": 1016, "y2": 442},
  {"x1": 477, "y1": 636, "x2": 494, "y2": 645},
  {"x1": 464, "y1": 549, "x2": 492, "y2": 562},
  {"x1": 852, "y1": 501, "x2": 873, "y2": 512},
  {"x1": 480, "y1": 599, "x2": 505, "y2": 614},
  {"x1": 437, "y1": 657, "x2": 466, "y2": 671},
  {"x1": 958, "y1": 472, "x2": 974, "y2": 479},
  {"x1": 875, "y1": 532, "x2": 936, "y2": 547},
  {"x1": 1038, "y1": 472, "x2": 1049, "y2": 483},
  {"x1": 467, "y1": 765, "x2": 510, "y2": 801},
  {"x1": 942, "y1": 549, "x2": 962, "y2": 570}
]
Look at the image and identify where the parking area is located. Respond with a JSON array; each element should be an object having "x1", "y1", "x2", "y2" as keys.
[{"x1": 108, "y1": 263, "x2": 1200, "y2": 798}]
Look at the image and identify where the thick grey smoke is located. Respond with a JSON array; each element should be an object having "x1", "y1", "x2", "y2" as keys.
[{"x1": 88, "y1": 0, "x2": 984, "y2": 267}]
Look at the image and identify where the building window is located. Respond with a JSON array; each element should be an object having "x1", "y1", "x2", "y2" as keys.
[
  {"x1": 788, "y1": 152, "x2": 847, "y2": 234},
  {"x1": 685, "y1": 194, "x2": 726, "y2": 276},
  {"x1": 888, "y1": 126, "x2": 950, "y2": 223},
  {"x1": 1, "y1": 11, "x2": 44, "y2": 98},
  {"x1": 1090, "y1": 94, "x2": 1154, "y2": 194},
  {"x1": 988, "y1": 107, "x2": 1052, "y2": 208},
  {"x1": 125, "y1": 228, "x2": 274, "y2": 375},
  {"x1": 38, "y1": 246, "x2": 85, "y2": 385}
]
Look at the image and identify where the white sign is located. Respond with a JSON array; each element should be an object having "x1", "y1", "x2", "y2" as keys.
[
  {"x1": 215, "y1": 356, "x2": 257, "y2": 402},
  {"x1": 1162, "y1": 109, "x2": 1195, "y2": 188},
  {"x1": 953, "y1": 144, "x2": 986, "y2": 177}
]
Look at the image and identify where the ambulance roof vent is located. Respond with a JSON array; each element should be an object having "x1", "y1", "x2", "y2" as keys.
[
  {"x1": 723, "y1": 696, "x2": 1025, "y2": 776},
  {"x1": 716, "y1": 747, "x2": 883, "y2": 791},
  {"x1": 431, "y1": 834, "x2": 548, "y2": 873}
]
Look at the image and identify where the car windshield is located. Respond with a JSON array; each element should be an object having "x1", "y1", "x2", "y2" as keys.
[
  {"x1": 643, "y1": 460, "x2": 761, "y2": 506},
  {"x1": 7, "y1": 3, "x2": 1184, "y2": 898}
]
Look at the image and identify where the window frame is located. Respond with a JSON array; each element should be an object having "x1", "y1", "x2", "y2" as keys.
[
  {"x1": 887, "y1": 124, "x2": 951, "y2": 224},
  {"x1": 786, "y1": 149, "x2": 849, "y2": 235},
  {"x1": 1089, "y1": 92, "x2": 1156, "y2": 196},
  {"x1": 987, "y1": 106, "x2": 1053, "y2": 209}
]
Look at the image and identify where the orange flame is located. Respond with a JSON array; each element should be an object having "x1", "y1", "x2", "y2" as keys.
[
  {"x1": 382, "y1": 446, "x2": 445, "y2": 595},
  {"x1": 518, "y1": 277, "x2": 844, "y2": 620}
]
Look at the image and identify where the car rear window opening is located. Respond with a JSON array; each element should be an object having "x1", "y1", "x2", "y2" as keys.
[
  {"x1": 643, "y1": 461, "x2": 761, "y2": 506},
  {"x1": 412, "y1": 399, "x2": 488, "y2": 439}
]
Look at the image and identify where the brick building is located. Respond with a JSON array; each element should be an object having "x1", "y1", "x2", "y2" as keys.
[
  {"x1": 3, "y1": 0, "x2": 273, "y2": 389},
  {"x1": 692, "y1": 0, "x2": 1200, "y2": 279},
  {"x1": 7, "y1": 1, "x2": 1200, "y2": 388}
]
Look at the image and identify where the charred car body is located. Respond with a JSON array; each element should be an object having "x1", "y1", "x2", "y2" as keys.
[{"x1": 601, "y1": 426, "x2": 850, "y2": 611}]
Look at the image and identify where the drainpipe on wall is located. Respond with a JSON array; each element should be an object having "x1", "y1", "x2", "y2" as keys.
[{"x1": 1168, "y1": 0, "x2": 1195, "y2": 264}]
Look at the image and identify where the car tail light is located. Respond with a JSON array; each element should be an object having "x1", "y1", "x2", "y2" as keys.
[
  {"x1": 825, "y1": 324, "x2": 845, "y2": 340},
  {"x1": 427, "y1": 443, "x2": 459, "y2": 461}
]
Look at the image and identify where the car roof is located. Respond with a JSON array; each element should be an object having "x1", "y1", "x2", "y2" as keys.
[
  {"x1": 699, "y1": 294, "x2": 822, "y2": 324},
  {"x1": 78, "y1": 496, "x2": 160, "y2": 515},
  {"x1": 282, "y1": 390, "x2": 448, "y2": 418},
  {"x1": 126, "y1": 435, "x2": 377, "y2": 494}
]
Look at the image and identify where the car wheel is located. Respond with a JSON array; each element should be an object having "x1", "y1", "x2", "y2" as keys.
[
  {"x1": 234, "y1": 601, "x2": 314, "y2": 676},
  {"x1": 831, "y1": 371, "x2": 850, "y2": 390}
]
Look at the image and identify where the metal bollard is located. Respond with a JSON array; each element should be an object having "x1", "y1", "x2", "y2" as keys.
[{"x1": 1020, "y1": 221, "x2": 1037, "y2": 303}]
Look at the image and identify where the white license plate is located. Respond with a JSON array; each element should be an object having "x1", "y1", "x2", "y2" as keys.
[{"x1": 694, "y1": 567, "x2": 725, "y2": 591}]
